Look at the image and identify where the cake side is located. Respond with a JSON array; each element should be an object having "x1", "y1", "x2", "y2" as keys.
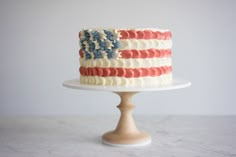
[{"x1": 78, "y1": 28, "x2": 173, "y2": 87}]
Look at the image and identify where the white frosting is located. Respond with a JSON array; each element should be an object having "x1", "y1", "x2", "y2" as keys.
[
  {"x1": 80, "y1": 58, "x2": 172, "y2": 68},
  {"x1": 80, "y1": 74, "x2": 172, "y2": 87},
  {"x1": 119, "y1": 39, "x2": 172, "y2": 50}
]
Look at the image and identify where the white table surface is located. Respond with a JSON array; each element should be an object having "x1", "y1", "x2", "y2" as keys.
[{"x1": 0, "y1": 116, "x2": 235, "y2": 157}]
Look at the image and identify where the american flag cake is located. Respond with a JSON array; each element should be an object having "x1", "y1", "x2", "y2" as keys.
[{"x1": 78, "y1": 28, "x2": 173, "y2": 87}]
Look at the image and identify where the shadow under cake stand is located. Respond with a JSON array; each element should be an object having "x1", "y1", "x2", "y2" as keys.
[{"x1": 63, "y1": 79, "x2": 191, "y2": 147}]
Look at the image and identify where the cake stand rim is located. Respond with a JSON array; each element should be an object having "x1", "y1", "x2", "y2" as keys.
[{"x1": 62, "y1": 78, "x2": 191, "y2": 92}]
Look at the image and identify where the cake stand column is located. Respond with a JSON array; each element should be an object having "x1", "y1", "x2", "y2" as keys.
[{"x1": 102, "y1": 92, "x2": 151, "y2": 147}]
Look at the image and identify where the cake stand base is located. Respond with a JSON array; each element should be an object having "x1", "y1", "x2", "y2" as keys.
[
  {"x1": 102, "y1": 132, "x2": 151, "y2": 147},
  {"x1": 63, "y1": 79, "x2": 191, "y2": 147},
  {"x1": 102, "y1": 92, "x2": 151, "y2": 147}
]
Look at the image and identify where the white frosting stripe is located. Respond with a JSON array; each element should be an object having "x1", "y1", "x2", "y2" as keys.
[
  {"x1": 119, "y1": 39, "x2": 172, "y2": 50},
  {"x1": 80, "y1": 58, "x2": 172, "y2": 68},
  {"x1": 80, "y1": 74, "x2": 172, "y2": 87}
]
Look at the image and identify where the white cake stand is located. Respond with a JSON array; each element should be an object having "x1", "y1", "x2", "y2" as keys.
[{"x1": 63, "y1": 78, "x2": 191, "y2": 147}]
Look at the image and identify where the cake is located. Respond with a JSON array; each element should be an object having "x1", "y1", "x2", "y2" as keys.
[{"x1": 78, "y1": 28, "x2": 173, "y2": 87}]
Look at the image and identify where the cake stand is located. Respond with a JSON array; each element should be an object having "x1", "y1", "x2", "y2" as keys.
[{"x1": 63, "y1": 79, "x2": 191, "y2": 147}]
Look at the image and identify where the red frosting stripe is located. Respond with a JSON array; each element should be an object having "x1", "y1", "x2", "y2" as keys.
[
  {"x1": 103, "y1": 68, "x2": 111, "y2": 77},
  {"x1": 97, "y1": 67, "x2": 103, "y2": 76},
  {"x1": 78, "y1": 31, "x2": 82, "y2": 38},
  {"x1": 156, "y1": 68, "x2": 162, "y2": 76},
  {"x1": 128, "y1": 30, "x2": 137, "y2": 38},
  {"x1": 92, "y1": 68, "x2": 97, "y2": 76},
  {"x1": 132, "y1": 50, "x2": 140, "y2": 58},
  {"x1": 117, "y1": 68, "x2": 126, "y2": 76},
  {"x1": 79, "y1": 66, "x2": 84, "y2": 74},
  {"x1": 126, "y1": 69, "x2": 134, "y2": 78},
  {"x1": 119, "y1": 30, "x2": 171, "y2": 40},
  {"x1": 88, "y1": 68, "x2": 93, "y2": 76},
  {"x1": 80, "y1": 66, "x2": 172, "y2": 78},
  {"x1": 121, "y1": 50, "x2": 133, "y2": 58},
  {"x1": 144, "y1": 30, "x2": 152, "y2": 39},
  {"x1": 164, "y1": 31, "x2": 172, "y2": 40},
  {"x1": 136, "y1": 31, "x2": 145, "y2": 39},
  {"x1": 149, "y1": 49, "x2": 156, "y2": 58},
  {"x1": 141, "y1": 68, "x2": 149, "y2": 77},
  {"x1": 120, "y1": 49, "x2": 172, "y2": 59},
  {"x1": 150, "y1": 67, "x2": 162, "y2": 76},
  {"x1": 119, "y1": 30, "x2": 129, "y2": 39},
  {"x1": 140, "y1": 50, "x2": 149, "y2": 58},
  {"x1": 110, "y1": 68, "x2": 118, "y2": 76},
  {"x1": 133, "y1": 68, "x2": 142, "y2": 77},
  {"x1": 79, "y1": 49, "x2": 84, "y2": 58}
]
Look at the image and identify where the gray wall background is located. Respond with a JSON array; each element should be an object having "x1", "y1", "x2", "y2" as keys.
[{"x1": 0, "y1": 0, "x2": 235, "y2": 115}]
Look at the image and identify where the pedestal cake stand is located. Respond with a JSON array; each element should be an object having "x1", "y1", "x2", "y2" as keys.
[{"x1": 63, "y1": 78, "x2": 191, "y2": 147}]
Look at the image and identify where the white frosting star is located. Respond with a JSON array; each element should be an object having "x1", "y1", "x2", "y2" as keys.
[
  {"x1": 106, "y1": 40, "x2": 113, "y2": 49},
  {"x1": 101, "y1": 51, "x2": 107, "y2": 59},
  {"x1": 99, "y1": 30, "x2": 107, "y2": 40},
  {"x1": 114, "y1": 50, "x2": 121, "y2": 59},
  {"x1": 94, "y1": 40, "x2": 100, "y2": 50},
  {"x1": 113, "y1": 29, "x2": 121, "y2": 39},
  {"x1": 79, "y1": 31, "x2": 85, "y2": 39},
  {"x1": 83, "y1": 41, "x2": 89, "y2": 51},
  {"x1": 90, "y1": 52, "x2": 95, "y2": 59}
]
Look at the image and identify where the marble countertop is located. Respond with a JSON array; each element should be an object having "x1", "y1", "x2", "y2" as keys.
[{"x1": 0, "y1": 116, "x2": 235, "y2": 157}]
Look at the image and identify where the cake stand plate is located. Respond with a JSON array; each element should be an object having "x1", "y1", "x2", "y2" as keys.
[
  {"x1": 63, "y1": 79, "x2": 191, "y2": 92},
  {"x1": 63, "y1": 79, "x2": 191, "y2": 147}
]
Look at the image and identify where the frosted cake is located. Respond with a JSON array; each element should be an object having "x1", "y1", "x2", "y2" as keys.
[{"x1": 78, "y1": 28, "x2": 172, "y2": 87}]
